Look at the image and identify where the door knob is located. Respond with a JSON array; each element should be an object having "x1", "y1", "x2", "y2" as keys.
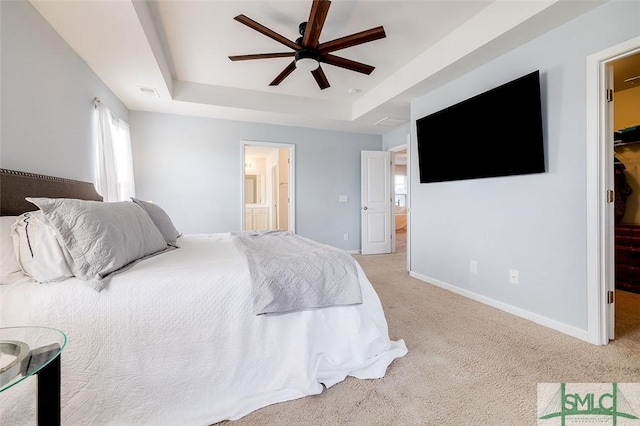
[{"x1": 363, "y1": 206, "x2": 368, "y2": 210}]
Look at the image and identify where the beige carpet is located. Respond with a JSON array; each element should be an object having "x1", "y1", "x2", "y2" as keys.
[{"x1": 229, "y1": 237, "x2": 640, "y2": 425}]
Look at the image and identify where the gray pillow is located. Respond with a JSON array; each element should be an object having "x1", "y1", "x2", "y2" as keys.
[
  {"x1": 131, "y1": 198, "x2": 180, "y2": 245},
  {"x1": 26, "y1": 197, "x2": 168, "y2": 291}
]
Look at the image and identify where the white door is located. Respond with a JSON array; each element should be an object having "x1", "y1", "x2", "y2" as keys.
[
  {"x1": 606, "y1": 64, "x2": 616, "y2": 341},
  {"x1": 361, "y1": 151, "x2": 391, "y2": 255}
]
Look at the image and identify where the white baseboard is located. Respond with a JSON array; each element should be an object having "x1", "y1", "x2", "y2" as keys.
[
  {"x1": 409, "y1": 271, "x2": 589, "y2": 342},
  {"x1": 347, "y1": 250, "x2": 361, "y2": 255}
]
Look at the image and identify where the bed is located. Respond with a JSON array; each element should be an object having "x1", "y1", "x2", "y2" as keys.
[{"x1": 0, "y1": 169, "x2": 407, "y2": 425}]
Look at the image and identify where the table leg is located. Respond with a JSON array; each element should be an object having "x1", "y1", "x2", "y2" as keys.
[{"x1": 37, "y1": 355, "x2": 60, "y2": 426}]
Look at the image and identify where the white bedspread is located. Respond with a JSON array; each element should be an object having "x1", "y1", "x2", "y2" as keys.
[
  {"x1": 0, "y1": 234, "x2": 407, "y2": 425},
  {"x1": 233, "y1": 230, "x2": 362, "y2": 314}
]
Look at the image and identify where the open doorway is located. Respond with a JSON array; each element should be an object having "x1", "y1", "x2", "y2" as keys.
[
  {"x1": 392, "y1": 150, "x2": 408, "y2": 254},
  {"x1": 242, "y1": 142, "x2": 295, "y2": 232},
  {"x1": 610, "y1": 52, "x2": 640, "y2": 340},
  {"x1": 389, "y1": 137, "x2": 411, "y2": 272}
]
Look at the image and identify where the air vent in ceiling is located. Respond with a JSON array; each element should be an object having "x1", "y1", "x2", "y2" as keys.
[
  {"x1": 374, "y1": 117, "x2": 407, "y2": 127},
  {"x1": 138, "y1": 87, "x2": 160, "y2": 98}
]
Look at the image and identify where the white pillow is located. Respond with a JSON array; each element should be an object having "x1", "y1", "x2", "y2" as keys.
[
  {"x1": 0, "y1": 216, "x2": 25, "y2": 284},
  {"x1": 11, "y1": 211, "x2": 74, "y2": 283},
  {"x1": 26, "y1": 197, "x2": 169, "y2": 291},
  {"x1": 131, "y1": 198, "x2": 181, "y2": 245}
]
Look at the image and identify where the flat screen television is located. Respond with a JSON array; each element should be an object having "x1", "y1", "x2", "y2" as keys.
[{"x1": 416, "y1": 70, "x2": 545, "y2": 183}]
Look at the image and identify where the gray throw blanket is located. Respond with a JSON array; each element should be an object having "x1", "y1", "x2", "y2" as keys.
[{"x1": 232, "y1": 231, "x2": 362, "y2": 315}]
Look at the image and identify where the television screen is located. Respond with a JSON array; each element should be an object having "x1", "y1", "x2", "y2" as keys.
[{"x1": 416, "y1": 70, "x2": 545, "y2": 183}]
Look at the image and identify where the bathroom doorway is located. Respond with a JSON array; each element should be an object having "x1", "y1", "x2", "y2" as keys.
[{"x1": 242, "y1": 141, "x2": 295, "y2": 232}]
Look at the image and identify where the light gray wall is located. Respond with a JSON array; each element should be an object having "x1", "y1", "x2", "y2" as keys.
[
  {"x1": 382, "y1": 123, "x2": 410, "y2": 151},
  {"x1": 0, "y1": 0, "x2": 127, "y2": 182},
  {"x1": 129, "y1": 111, "x2": 381, "y2": 250},
  {"x1": 409, "y1": 0, "x2": 640, "y2": 331}
]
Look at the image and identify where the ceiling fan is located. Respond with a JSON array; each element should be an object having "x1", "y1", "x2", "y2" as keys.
[{"x1": 229, "y1": 0, "x2": 386, "y2": 90}]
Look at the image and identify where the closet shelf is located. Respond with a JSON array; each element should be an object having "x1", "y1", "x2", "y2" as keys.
[
  {"x1": 616, "y1": 224, "x2": 640, "y2": 294},
  {"x1": 614, "y1": 140, "x2": 640, "y2": 147},
  {"x1": 614, "y1": 125, "x2": 640, "y2": 147}
]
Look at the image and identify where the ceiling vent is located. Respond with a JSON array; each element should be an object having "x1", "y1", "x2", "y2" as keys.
[
  {"x1": 374, "y1": 117, "x2": 407, "y2": 127},
  {"x1": 138, "y1": 87, "x2": 160, "y2": 98}
]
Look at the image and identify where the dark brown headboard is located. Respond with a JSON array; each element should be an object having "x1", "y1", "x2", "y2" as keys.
[{"x1": 0, "y1": 169, "x2": 102, "y2": 216}]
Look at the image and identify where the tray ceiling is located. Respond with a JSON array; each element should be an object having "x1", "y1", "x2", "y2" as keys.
[{"x1": 30, "y1": 0, "x2": 602, "y2": 134}]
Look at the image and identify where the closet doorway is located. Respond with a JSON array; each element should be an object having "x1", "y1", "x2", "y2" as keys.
[
  {"x1": 586, "y1": 37, "x2": 640, "y2": 345},
  {"x1": 242, "y1": 141, "x2": 295, "y2": 232},
  {"x1": 610, "y1": 52, "x2": 640, "y2": 341}
]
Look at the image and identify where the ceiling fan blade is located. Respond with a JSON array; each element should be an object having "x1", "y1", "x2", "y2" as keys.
[
  {"x1": 312, "y1": 66, "x2": 330, "y2": 90},
  {"x1": 234, "y1": 15, "x2": 300, "y2": 51},
  {"x1": 229, "y1": 52, "x2": 295, "y2": 61},
  {"x1": 303, "y1": 0, "x2": 331, "y2": 48},
  {"x1": 321, "y1": 54, "x2": 375, "y2": 75},
  {"x1": 318, "y1": 26, "x2": 386, "y2": 53},
  {"x1": 270, "y1": 61, "x2": 297, "y2": 86}
]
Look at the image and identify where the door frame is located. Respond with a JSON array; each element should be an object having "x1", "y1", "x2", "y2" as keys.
[
  {"x1": 586, "y1": 36, "x2": 640, "y2": 345},
  {"x1": 389, "y1": 139, "x2": 411, "y2": 272},
  {"x1": 241, "y1": 140, "x2": 295, "y2": 232},
  {"x1": 271, "y1": 164, "x2": 278, "y2": 229}
]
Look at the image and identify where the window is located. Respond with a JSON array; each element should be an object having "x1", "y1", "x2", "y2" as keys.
[
  {"x1": 94, "y1": 101, "x2": 135, "y2": 202},
  {"x1": 394, "y1": 175, "x2": 406, "y2": 207},
  {"x1": 394, "y1": 174, "x2": 407, "y2": 195}
]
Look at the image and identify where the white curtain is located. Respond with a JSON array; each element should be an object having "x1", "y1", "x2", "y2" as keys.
[{"x1": 94, "y1": 102, "x2": 135, "y2": 202}]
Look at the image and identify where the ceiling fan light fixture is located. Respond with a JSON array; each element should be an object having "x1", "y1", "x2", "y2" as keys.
[
  {"x1": 230, "y1": 1, "x2": 386, "y2": 89},
  {"x1": 295, "y1": 49, "x2": 320, "y2": 71}
]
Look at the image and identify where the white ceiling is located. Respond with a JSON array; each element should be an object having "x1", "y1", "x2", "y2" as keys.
[{"x1": 30, "y1": 0, "x2": 603, "y2": 135}]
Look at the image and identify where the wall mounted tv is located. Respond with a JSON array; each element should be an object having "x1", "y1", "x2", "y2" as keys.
[{"x1": 416, "y1": 70, "x2": 545, "y2": 183}]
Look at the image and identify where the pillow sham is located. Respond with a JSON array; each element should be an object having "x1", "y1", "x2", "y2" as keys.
[
  {"x1": 26, "y1": 197, "x2": 168, "y2": 291},
  {"x1": 131, "y1": 197, "x2": 180, "y2": 245},
  {"x1": 11, "y1": 211, "x2": 74, "y2": 283},
  {"x1": 0, "y1": 216, "x2": 24, "y2": 284}
]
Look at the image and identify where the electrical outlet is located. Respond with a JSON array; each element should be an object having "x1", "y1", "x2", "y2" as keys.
[
  {"x1": 344, "y1": 233, "x2": 349, "y2": 241},
  {"x1": 470, "y1": 260, "x2": 478, "y2": 273},
  {"x1": 509, "y1": 269, "x2": 519, "y2": 284}
]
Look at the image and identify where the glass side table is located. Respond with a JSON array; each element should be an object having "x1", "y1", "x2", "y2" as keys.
[{"x1": 0, "y1": 326, "x2": 66, "y2": 426}]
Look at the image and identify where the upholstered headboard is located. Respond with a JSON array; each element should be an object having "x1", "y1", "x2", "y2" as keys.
[{"x1": 0, "y1": 169, "x2": 102, "y2": 216}]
